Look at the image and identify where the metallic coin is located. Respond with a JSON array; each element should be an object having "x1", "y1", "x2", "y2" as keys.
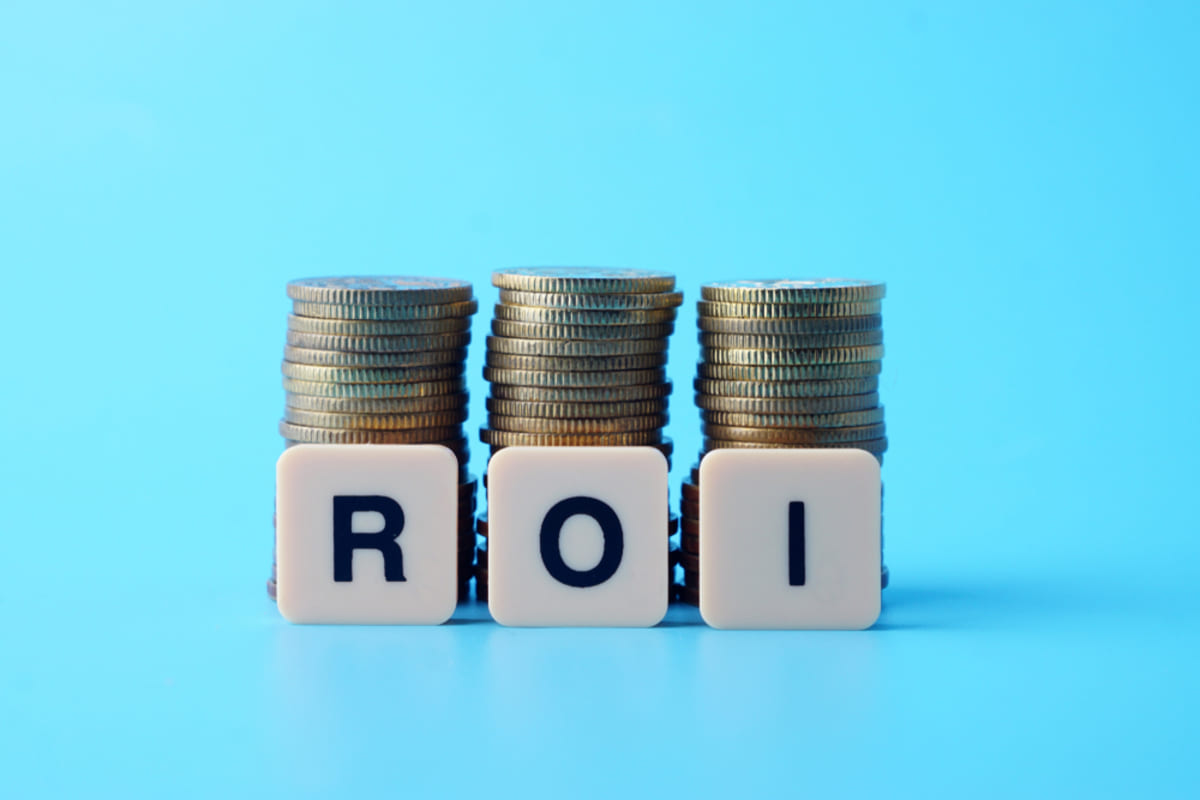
[
  {"x1": 287, "y1": 314, "x2": 471, "y2": 335},
  {"x1": 702, "y1": 422, "x2": 885, "y2": 443},
  {"x1": 285, "y1": 330, "x2": 470, "y2": 353},
  {"x1": 283, "y1": 438, "x2": 471, "y2": 461},
  {"x1": 700, "y1": 345, "x2": 884, "y2": 366},
  {"x1": 292, "y1": 299, "x2": 478, "y2": 321},
  {"x1": 480, "y1": 428, "x2": 663, "y2": 447},
  {"x1": 286, "y1": 392, "x2": 468, "y2": 413},
  {"x1": 698, "y1": 330, "x2": 883, "y2": 349},
  {"x1": 282, "y1": 377, "x2": 467, "y2": 398},
  {"x1": 492, "y1": 267, "x2": 676, "y2": 294},
  {"x1": 280, "y1": 422, "x2": 466, "y2": 444},
  {"x1": 284, "y1": 408, "x2": 468, "y2": 430},
  {"x1": 488, "y1": 437, "x2": 675, "y2": 461},
  {"x1": 284, "y1": 346, "x2": 468, "y2": 368},
  {"x1": 694, "y1": 376, "x2": 878, "y2": 398},
  {"x1": 700, "y1": 407, "x2": 885, "y2": 429},
  {"x1": 681, "y1": 481, "x2": 699, "y2": 503},
  {"x1": 680, "y1": 530, "x2": 700, "y2": 554},
  {"x1": 697, "y1": 361, "x2": 881, "y2": 381},
  {"x1": 483, "y1": 367, "x2": 666, "y2": 387},
  {"x1": 697, "y1": 314, "x2": 882, "y2": 334},
  {"x1": 697, "y1": 300, "x2": 880, "y2": 318},
  {"x1": 694, "y1": 392, "x2": 879, "y2": 414},
  {"x1": 287, "y1": 276, "x2": 474, "y2": 306},
  {"x1": 487, "y1": 413, "x2": 667, "y2": 434},
  {"x1": 681, "y1": 498, "x2": 699, "y2": 518},
  {"x1": 493, "y1": 304, "x2": 677, "y2": 326},
  {"x1": 677, "y1": 551, "x2": 700, "y2": 574},
  {"x1": 486, "y1": 397, "x2": 669, "y2": 419},
  {"x1": 282, "y1": 362, "x2": 466, "y2": 384},
  {"x1": 487, "y1": 381, "x2": 673, "y2": 403},
  {"x1": 702, "y1": 437, "x2": 888, "y2": 457},
  {"x1": 485, "y1": 335, "x2": 667, "y2": 357},
  {"x1": 484, "y1": 352, "x2": 667, "y2": 372},
  {"x1": 499, "y1": 289, "x2": 683, "y2": 310},
  {"x1": 491, "y1": 320, "x2": 674, "y2": 341},
  {"x1": 700, "y1": 278, "x2": 886, "y2": 304}
]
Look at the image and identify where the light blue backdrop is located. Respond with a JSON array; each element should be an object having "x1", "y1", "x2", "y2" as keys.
[{"x1": 2, "y1": 2, "x2": 1197, "y2": 797}]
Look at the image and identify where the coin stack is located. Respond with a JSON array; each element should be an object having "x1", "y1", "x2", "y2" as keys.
[
  {"x1": 267, "y1": 277, "x2": 479, "y2": 602},
  {"x1": 678, "y1": 278, "x2": 888, "y2": 605},
  {"x1": 474, "y1": 267, "x2": 684, "y2": 601}
]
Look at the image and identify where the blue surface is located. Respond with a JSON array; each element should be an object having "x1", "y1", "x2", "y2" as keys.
[{"x1": 2, "y1": 2, "x2": 1198, "y2": 797}]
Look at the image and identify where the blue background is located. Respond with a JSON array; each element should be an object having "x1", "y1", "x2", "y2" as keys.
[{"x1": 2, "y1": 1, "x2": 1197, "y2": 797}]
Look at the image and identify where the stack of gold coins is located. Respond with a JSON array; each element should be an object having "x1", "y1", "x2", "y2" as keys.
[
  {"x1": 474, "y1": 267, "x2": 683, "y2": 600},
  {"x1": 678, "y1": 278, "x2": 888, "y2": 605},
  {"x1": 267, "y1": 277, "x2": 478, "y2": 602}
]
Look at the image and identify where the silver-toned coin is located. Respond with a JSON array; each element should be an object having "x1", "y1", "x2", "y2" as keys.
[
  {"x1": 282, "y1": 377, "x2": 467, "y2": 398},
  {"x1": 287, "y1": 315, "x2": 471, "y2": 335},
  {"x1": 693, "y1": 377, "x2": 878, "y2": 397},
  {"x1": 697, "y1": 315, "x2": 882, "y2": 334},
  {"x1": 483, "y1": 367, "x2": 666, "y2": 387},
  {"x1": 282, "y1": 362, "x2": 466, "y2": 384},
  {"x1": 700, "y1": 279, "x2": 886, "y2": 304},
  {"x1": 697, "y1": 300, "x2": 880, "y2": 318},
  {"x1": 488, "y1": 381, "x2": 673, "y2": 403},
  {"x1": 491, "y1": 320, "x2": 674, "y2": 340},
  {"x1": 292, "y1": 299, "x2": 477, "y2": 320},
  {"x1": 699, "y1": 344, "x2": 884, "y2": 366},
  {"x1": 286, "y1": 392, "x2": 469, "y2": 413},
  {"x1": 285, "y1": 330, "x2": 471, "y2": 353},
  {"x1": 485, "y1": 397, "x2": 669, "y2": 419},
  {"x1": 492, "y1": 267, "x2": 676, "y2": 294},
  {"x1": 694, "y1": 392, "x2": 879, "y2": 414},
  {"x1": 699, "y1": 407, "x2": 885, "y2": 429},
  {"x1": 498, "y1": 289, "x2": 683, "y2": 310},
  {"x1": 284, "y1": 346, "x2": 467, "y2": 367},
  {"x1": 697, "y1": 330, "x2": 883, "y2": 349},
  {"x1": 702, "y1": 422, "x2": 886, "y2": 444},
  {"x1": 493, "y1": 304, "x2": 677, "y2": 326},
  {"x1": 485, "y1": 335, "x2": 667, "y2": 357},
  {"x1": 287, "y1": 277, "x2": 474, "y2": 305},
  {"x1": 484, "y1": 351, "x2": 667, "y2": 372},
  {"x1": 696, "y1": 361, "x2": 881, "y2": 380}
]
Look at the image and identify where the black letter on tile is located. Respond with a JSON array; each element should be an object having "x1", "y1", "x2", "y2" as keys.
[
  {"x1": 332, "y1": 495, "x2": 406, "y2": 582},
  {"x1": 789, "y1": 501, "x2": 806, "y2": 586},
  {"x1": 539, "y1": 496, "x2": 624, "y2": 588}
]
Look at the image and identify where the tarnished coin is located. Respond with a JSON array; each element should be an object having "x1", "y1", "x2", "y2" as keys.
[
  {"x1": 681, "y1": 481, "x2": 699, "y2": 503},
  {"x1": 487, "y1": 381, "x2": 673, "y2": 403},
  {"x1": 696, "y1": 361, "x2": 881, "y2": 381},
  {"x1": 282, "y1": 377, "x2": 467, "y2": 398},
  {"x1": 284, "y1": 346, "x2": 468, "y2": 367},
  {"x1": 694, "y1": 377, "x2": 878, "y2": 398},
  {"x1": 285, "y1": 392, "x2": 469, "y2": 413},
  {"x1": 701, "y1": 422, "x2": 885, "y2": 444},
  {"x1": 292, "y1": 299, "x2": 478, "y2": 321},
  {"x1": 489, "y1": 437, "x2": 674, "y2": 461},
  {"x1": 699, "y1": 407, "x2": 885, "y2": 429},
  {"x1": 485, "y1": 336, "x2": 667, "y2": 357},
  {"x1": 280, "y1": 422, "x2": 465, "y2": 444},
  {"x1": 699, "y1": 345, "x2": 884, "y2": 366},
  {"x1": 480, "y1": 428, "x2": 663, "y2": 447},
  {"x1": 287, "y1": 314, "x2": 471, "y2": 336},
  {"x1": 284, "y1": 408, "x2": 468, "y2": 430},
  {"x1": 493, "y1": 304, "x2": 677, "y2": 326},
  {"x1": 680, "y1": 530, "x2": 700, "y2": 554},
  {"x1": 700, "y1": 279, "x2": 886, "y2": 304},
  {"x1": 491, "y1": 320, "x2": 674, "y2": 341},
  {"x1": 492, "y1": 267, "x2": 676, "y2": 294},
  {"x1": 283, "y1": 362, "x2": 466, "y2": 384},
  {"x1": 694, "y1": 392, "x2": 879, "y2": 414},
  {"x1": 498, "y1": 289, "x2": 684, "y2": 310},
  {"x1": 483, "y1": 367, "x2": 666, "y2": 387},
  {"x1": 487, "y1": 413, "x2": 667, "y2": 434},
  {"x1": 702, "y1": 437, "x2": 888, "y2": 457},
  {"x1": 697, "y1": 300, "x2": 880, "y2": 318},
  {"x1": 484, "y1": 352, "x2": 668, "y2": 372},
  {"x1": 286, "y1": 330, "x2": 470, "y2": 353},
  {"x1": 697, "y1": 330, "x2": 883, "y2": 349},
  {"x1": 287, "y1": 277, "x2": 474, "y2": 306},
  {"x1": 697, "y1": 314, "x2": 881, "y2": 335},
  {"x1": 486, "y1": 397, "x2": 669, "y2": 419}
]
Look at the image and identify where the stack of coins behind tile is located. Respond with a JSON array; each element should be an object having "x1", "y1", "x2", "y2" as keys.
[
  {"x1": 267, "y1": 277, "x2": 479, "y2": 602},
  {"x1": 678, "y1": 278, "x2": 888, "y2": 606},
  {"x1": 475, "y1": 267, "x2": 683, "y2": 601}
]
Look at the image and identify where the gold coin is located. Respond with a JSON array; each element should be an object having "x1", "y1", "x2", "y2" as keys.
[
  {"x1": 700, "y1": 407, "x2": 885, "y2": 429},
  {"x1": 292, "y1": 299, "x2": 478, "y2": 321},
  {"x1": 287, "y1": 276, "x2": 474, "y2": 305},
  {"x1": 498, "y1": 289, "x2": 683, "y2": 310},
  {"x1": 287, "y1": 314, "x2": 471, "y2": 335},
  {"x1": 693, "y1": 377, "x2": 878, "y2": 397},
  {"x1": 280, "y1": 422, "x2": 466, "y2": 444},
  {"x1": 697, "y1": 300, "x2": 880, "y2": 318},
  {"x1": 491, "y1": 320, "x2": 674, "y2": 340},
  {"x1": 282, "y1": 377, "x2": 467, "y2": 398},
  {"x1": 282, "y1": 362, "x2": 466, "y2": 384},
  {"x1": 703, "y1": 437, "x2": 888, "y2": 456},
  {"x1": 285, "y1": 392, "x2": 468, "y2": 413},
  {"x1": 285, "y1": 330, "x2": 471, "y2": 353},
  {"x1": 487, "y1": 381, "x2": 673, "y2": 403},
  {"x1": 480, "y1": 427, "x2": 663, "y2": 447},
  {"x1": 284, "y1": 346, "x2": 468, "y2": 368},
  {"x1": 284, "y1": 408, "x2": 468, "y2": 430},
  {"x1": 697, "y1": 314, "x2": 882, "y2": 334},
  {"x1": 697, "y1": 330, "x2": 883, "y2": 349},
  {"x1": 696, "y1": 362, "x2": 881, "y2": 381},
  {"x1": 487, "y1": 413, "x2": 667, "y2": 434},
  {"x1": 493, "y1": 304, "x2": 677, "y2": 326},
  {"x1": 492, "y1": 267, "x2": 675, "y2": 294},
  {"x1": 486, "y1": 397, "x2": 669, "y2": 419},
  {"x1": 694, "y1": 392, "x2": 879, "y2": 414},
  {"x1": 702, "y1": 422, "x2": 885, "y2": 443},
  {"x1": 485, "y1": 335, "x2": 667, "y2": 357},
  {"x1": 483, "y1": 367, "x2": 666, "y2": 387},
  {"x1": 700, "y1": 279, "x2": 886, "y2": 304},
  {"x1": 484, "y1": 352, "x2": 667, "y2": 372}
]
